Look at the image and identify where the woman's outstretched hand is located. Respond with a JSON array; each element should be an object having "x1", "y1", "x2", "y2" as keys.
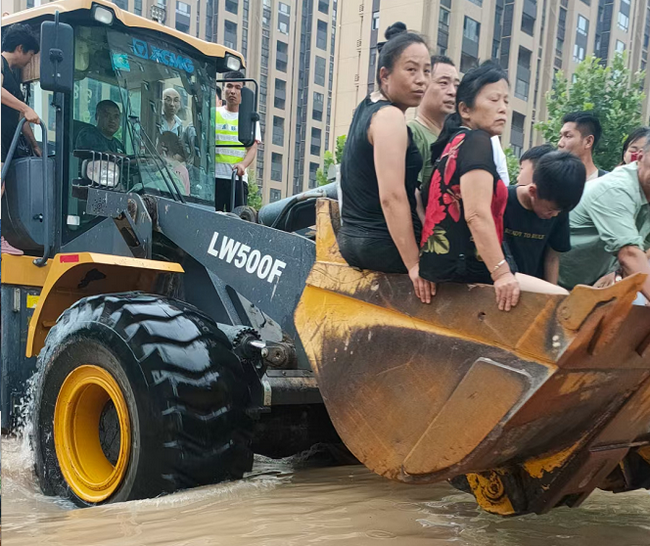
[
  {"x1": 493, "y1": 271, "x2": 520, "y2": 311},
  {"x1": 408, "y1": 263, "x2": 436, "y2": 304}
]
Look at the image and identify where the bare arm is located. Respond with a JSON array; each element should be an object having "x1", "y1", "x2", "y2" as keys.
[
  {"x1": 544, "y1": 248, "x2": 561, "y2": 285},
  {"x1": 1, "y1": 82, "x2": 40, "y2": 124},
  {"x1": 370, "y1": 106, "x2": 435, "y2": 303},
  {"x1": 1, "y1": 72, "x2": 41, "y2": 155},
  {"x1": 233, "y1": 142, "x2": 258, "y2": 177},
  {"x1": 461, "y1": 169, "x2": 520, "y2": 311},
  {"x1": 618, "y1": 245, "x2": 650, "y2": 300},
  {"x1": 371, "y1": 107, "x2": 420, "y2": 269}
]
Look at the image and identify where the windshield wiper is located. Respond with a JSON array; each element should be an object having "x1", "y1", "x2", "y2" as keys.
[{"x1": 126, "y1": 115, "x2": 186, "y2": 203}]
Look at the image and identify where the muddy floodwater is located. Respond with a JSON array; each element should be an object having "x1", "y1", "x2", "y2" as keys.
[{"x1": 2, "y1": 438, "x2": 650, "y2": 546}]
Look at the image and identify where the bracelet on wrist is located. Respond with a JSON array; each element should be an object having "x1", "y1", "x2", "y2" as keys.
[{"x1": 490, "y1": 259, "x2": 507, "y2": 275}]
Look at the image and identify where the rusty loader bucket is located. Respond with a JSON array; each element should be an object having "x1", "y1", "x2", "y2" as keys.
[{"x1": 294, "y1": 199, "x2": 650, "y2": 516}]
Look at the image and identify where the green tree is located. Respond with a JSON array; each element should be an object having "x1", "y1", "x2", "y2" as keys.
[
  {"x1": 246, "y1": 168, "x2": 263, "y2": 210},
  {"x1": 504, "y1": 148, "x2": 520, "y2": 184},
  {"x1": 535, "y1": 53, "x2": 645, "y2": 171},
  {"x1": 316, "y1": 151, "x2": 335, "y2": 186},
  {"x1": 315, "y1": 135, "x2": 347, "y2": 187},
  {"x1": 335, "y1": 134, "x2": 347, "y2": 164}
]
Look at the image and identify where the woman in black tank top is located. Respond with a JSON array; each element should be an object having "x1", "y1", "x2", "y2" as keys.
[{"x1": 338, "y1": 23, "x2": 436, "y2": 304}]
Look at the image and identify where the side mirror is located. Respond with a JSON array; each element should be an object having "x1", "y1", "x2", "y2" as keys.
[
  {"x1": 238, "y1": 86, "x2": 258, "y2": 148},
  {"x1": 40, "y1": 16, "x2": 74, "y2": 94}
]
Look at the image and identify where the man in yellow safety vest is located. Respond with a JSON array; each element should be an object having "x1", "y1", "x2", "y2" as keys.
[{"x1": 215, "y1": 70, "x2": 261, "y2": 211}]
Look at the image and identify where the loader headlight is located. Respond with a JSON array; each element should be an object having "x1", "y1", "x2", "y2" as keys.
[
  {"x1": 225, "y1": 54, "x2": 242, "y2": 71},
  {"x1": 85, "y1": 160, "x2": 120, "y2": 187}
]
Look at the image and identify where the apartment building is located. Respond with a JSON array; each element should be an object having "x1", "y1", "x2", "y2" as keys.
[
  {"x1": 332, "y1": 0, "x2": 650, "y2": 157},
  {"x1": 2, "y1": 0, "x2": 339, "y2": 203}
]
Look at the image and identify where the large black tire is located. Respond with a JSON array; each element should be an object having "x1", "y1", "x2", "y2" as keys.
[{"x1": 32, "y1": 293, "x2": 254, "y2": 506}]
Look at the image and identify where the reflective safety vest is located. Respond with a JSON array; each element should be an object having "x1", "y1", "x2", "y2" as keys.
[{"x1": 215, "y1": 108, "x2": 246, "y2": 168}]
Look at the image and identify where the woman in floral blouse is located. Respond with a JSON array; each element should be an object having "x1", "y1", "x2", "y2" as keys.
[{"x1": 420, "y1": 61, "x2": 566, "y2": 311}]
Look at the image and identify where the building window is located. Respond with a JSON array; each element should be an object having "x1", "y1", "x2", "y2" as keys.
[
  {"x1": 469, "y1": 0, "x2": 482, "y2": 5},
  {"x1": 271, "y1": 153, "x2": 283, "y2": 182},
  {"x1": 224, "y1": 20, "x2": 237, "y2": 49},
  {"x1": 319, "y1": 0, "x2": 329, "y2": 14},
  {"x1": 573, "y1": 43, "x2": 585, "y2": 62},
  {"x1": 270, "y1": 189, "x2": 282, "y2": 202},
  {"x1": 556, "y1": 6, "x2": 566, "y2": 57},
  {"x1": 134, "y1": 0, "x2": 142, "y2": 15},
  {"x1": 615, "y1": 39, "x2": 625, "y2": 53},
  {"x1": 511, "y1": 112, "x2": 525, "y2": 158},
  {"x1": 438, "y1": 7, "x2": 451, "y2": 56},
  {"x1": 277, "y1": 3, "x2": 290, "y2": 35},
  {"x1": 372, "y1": 11, "x2": 380, "y2": 30},
  {"x1": 577, "y1": 15, "x2": 588, "y2": 36},
  {"x1": 618, "y1": 0, "x2": 630, "y2": 31},
  {"x1": 274, "y1": 79, "x2": 286, "y2": 109},
  {"x1": 313, "y1": 91, "x2": 324, "y2": 121},
  {"x1": 317, "y1": 20, "x2": 328, "y2": 50},
  {"x1": 276, "y1": 41, "x2": 288, "y2": 72},
  {"x1": 309, "y1": 162, "x2": 319, "y2": 188},
  {"x1": 314, "y1": 56, "x2": 326, "y2": 86},
  {"x1": 515, "y1": 47, "x2": 531, "y2": 100},
  {"x1": 461, "y1": 16, "x2": 480, "y2": 73},
  {"x1": 114, "y1": 0, "x2": 128, "y2": 9},
  {"x1": 272, "y1": 116, "x2": 285, "y2": 146},
  {"x1": 439, "y1": 8, "x2": 450, "y2": 26},
  {"x1": 521, "y1": 13, "x2": 535, "y2": 35},
  {"x1": 175, "y1": 1, "x2": 191, "y2": 33},
  {"x1": 225, "y1": 0, "x2": 238, "y2": 14},
  {"x1": 618, "y1": 12, "x2": 629, "y2": 31},
  {"x1": 463, "y1": 16, "x2": 480, "y2": 41},
  {"x1": 311, "y1": 128, "x2": 322, "y2": 156}
]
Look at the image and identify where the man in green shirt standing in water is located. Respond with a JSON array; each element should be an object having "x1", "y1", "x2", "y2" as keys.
[{"x1": 408, "y1": 55, "x2": 459, "y2": 188}]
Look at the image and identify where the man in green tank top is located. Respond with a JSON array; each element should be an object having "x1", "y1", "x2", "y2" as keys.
[
  {"x1": 407, "y1": 56, "x2": 459, "y2": 188},
  {"x1": 215, "y1": 70, "x2": 261, "y2": 211}
]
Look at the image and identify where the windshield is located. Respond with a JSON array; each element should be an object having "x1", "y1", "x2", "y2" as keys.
[{"x1": 72, "y1": 26, "x2": 217, "y2": 204}]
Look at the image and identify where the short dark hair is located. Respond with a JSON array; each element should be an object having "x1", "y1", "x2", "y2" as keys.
[
  {"x1": 376, "y1": 22, "x2": 428, "y2": 88},
  {"x1": 533, "y1": 151, "x2": 586, "y2": 211},
  {"x1": 224, "y1": 70, "x2": 245, "y2": 81},
  {"x1": 1, "y1": 24, "x2": 40, "y2": 54},
  {"x1": 520, "y1": 144, "x2": 555, "y2": 167},
  {"x1": 562, "y1": 111, "x2": 603, "y2": 149},
  {"x1": 96, "y1": 100, "x2": 120, "y2": 118},
  {"x1": 431, "y1": 55, "x2": 455, "y2": 70}
]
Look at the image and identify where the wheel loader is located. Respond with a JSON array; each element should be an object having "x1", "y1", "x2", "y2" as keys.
[{"x1": 2, "y1": 0, "x2": 649, "y2": 516}]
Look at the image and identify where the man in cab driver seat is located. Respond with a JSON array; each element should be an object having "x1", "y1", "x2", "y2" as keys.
[{"x1": 75, "y1": 100, "x2": 125, "y2": 154}]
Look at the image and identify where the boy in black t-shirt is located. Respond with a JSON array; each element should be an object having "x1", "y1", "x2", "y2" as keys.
[{"x1": 504, "y1": 148, "x2": 586, "y2": 284}]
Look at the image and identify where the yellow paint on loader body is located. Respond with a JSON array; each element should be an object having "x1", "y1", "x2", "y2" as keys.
[{"x1": 2, "y1": 252, "x2": 183, "y2": 358}]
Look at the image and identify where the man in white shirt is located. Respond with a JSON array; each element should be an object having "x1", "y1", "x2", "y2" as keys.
[
  {"x1": 215, "y1": 71, "x2": 261, "y2": 211},
  {"x1": 161, "y1": 88, "x2": 184, "y2": 137}
]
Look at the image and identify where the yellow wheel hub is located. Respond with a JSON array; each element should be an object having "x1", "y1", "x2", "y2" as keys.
[{"x1": 54, "y1": 365, "x2": 131, "y2": 503}]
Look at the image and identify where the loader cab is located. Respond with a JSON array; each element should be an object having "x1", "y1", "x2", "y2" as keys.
[{"x1": 1, "y1": 1, "x2": 246, "y2": 257}]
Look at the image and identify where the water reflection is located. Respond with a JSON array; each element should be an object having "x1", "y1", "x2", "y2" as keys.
[{"x1": 3, "y1": 438, "x2": 650, "y2": 546}]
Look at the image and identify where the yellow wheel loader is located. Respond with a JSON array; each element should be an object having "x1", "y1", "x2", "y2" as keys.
[{"x1": 2, "y1": 0, "x2": 649, "y2": 515}]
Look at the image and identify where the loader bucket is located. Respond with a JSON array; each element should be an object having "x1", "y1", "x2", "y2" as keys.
[{"x1": 294, "y1": 199, "x2": 650, "y2": 516}]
